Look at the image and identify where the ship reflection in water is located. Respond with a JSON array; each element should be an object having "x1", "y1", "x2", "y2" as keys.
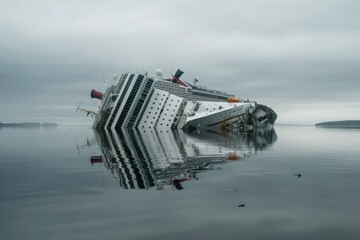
[{"x1": 91, "y1": 129, "x2": 277, "y2": 190}]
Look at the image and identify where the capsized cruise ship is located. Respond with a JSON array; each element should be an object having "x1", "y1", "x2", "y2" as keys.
[
  {"x1": 91, "y1": 128, "x2": 277, "y2": 190},
  {"x1": 82, "y1": 69, "x2": 277, "y2": 132}
]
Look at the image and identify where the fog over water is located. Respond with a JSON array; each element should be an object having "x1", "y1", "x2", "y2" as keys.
[{"x1": 1, "y1": 0, "x2": 360, "y2": 124}]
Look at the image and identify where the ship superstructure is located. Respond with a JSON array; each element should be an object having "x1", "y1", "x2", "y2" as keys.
[{"x1": 86, "y1": 69, "x2": 277, "y2": 132}]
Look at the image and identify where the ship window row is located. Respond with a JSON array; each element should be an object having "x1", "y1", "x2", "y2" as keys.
[
  {"x1": 128, "y1": 80, "x2": 154, "y2": 128},
  {"x1": 139, "y1": 90, "x2": 169, "y2": 128},
  {"x1": 115, "y1": 76, "x2": 143, "y2": 129},
  {"x1": 107, "y1": 74, "x2": 134, "y2": 128},
  {"x1": 128, "y1": 98, "x2": 145, "y2": 128}
]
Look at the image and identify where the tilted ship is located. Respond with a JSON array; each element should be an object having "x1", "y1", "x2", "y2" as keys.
[{"x1": 82, "y1": 69, "x2": 277, "y2": 132}]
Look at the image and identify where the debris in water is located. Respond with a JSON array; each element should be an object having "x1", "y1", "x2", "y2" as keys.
[{"x1": 293, "y1": 173, "x2": 302, "y2": 178}]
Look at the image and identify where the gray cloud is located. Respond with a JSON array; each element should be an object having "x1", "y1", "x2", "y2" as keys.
[{"x1": 1, "y1": 0, "x2": 359, "y2": 124}]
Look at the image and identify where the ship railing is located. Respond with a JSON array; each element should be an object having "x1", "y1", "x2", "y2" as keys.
[
  {"x1": 192, "y1": 87, "x2": 233, "y2": 97},
  {"x1": 193, "y1": 89, "x2": 233, "y2": 97}
]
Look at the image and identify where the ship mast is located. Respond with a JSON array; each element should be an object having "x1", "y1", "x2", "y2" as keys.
[{"x1": 76, "y1": 103, "x2": 97, "y2": 117}]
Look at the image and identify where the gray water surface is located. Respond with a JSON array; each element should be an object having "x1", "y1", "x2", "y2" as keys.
[{"x1": 1, "y1": 126, "x2": 359, "y2": 240}]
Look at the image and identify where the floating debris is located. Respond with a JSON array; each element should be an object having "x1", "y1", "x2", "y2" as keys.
[{"x1": 293, "y1": 173, "x2": 302, "y2": 178}]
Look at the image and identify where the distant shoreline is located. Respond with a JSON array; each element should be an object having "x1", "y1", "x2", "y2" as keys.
[
  {"x1": 315, "y1": 120, "x2": 360, "y2": 129},
  {"x1": 0, "y1": 122, "x2": 58, "y2": 128}
]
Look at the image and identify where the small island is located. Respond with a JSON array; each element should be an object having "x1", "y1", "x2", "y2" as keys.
[
  {"x1": 0, "y1": 122, "x2": 58, "y2": 128},
  {"x1": 315, "y1": 120, "x2": 360, "y2": 129}
]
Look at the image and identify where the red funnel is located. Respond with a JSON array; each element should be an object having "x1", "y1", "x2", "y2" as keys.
[{"x1": 91, "y1": 89, "x2": 104, "y2": 100}]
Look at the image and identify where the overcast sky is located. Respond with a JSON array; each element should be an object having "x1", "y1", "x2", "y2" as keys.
[{"x1": 1, "y1": 0, "x2": 359, "y2": 124}]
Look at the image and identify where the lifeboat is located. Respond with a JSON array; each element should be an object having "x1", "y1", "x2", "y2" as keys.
[{"x1": 227, "y1": 97, "x2": 240, "y2": 103}]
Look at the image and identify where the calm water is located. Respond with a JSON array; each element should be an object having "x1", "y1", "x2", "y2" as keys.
[{"x1": 1, "y1": 126, "x2": 360, "y2": 240}]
